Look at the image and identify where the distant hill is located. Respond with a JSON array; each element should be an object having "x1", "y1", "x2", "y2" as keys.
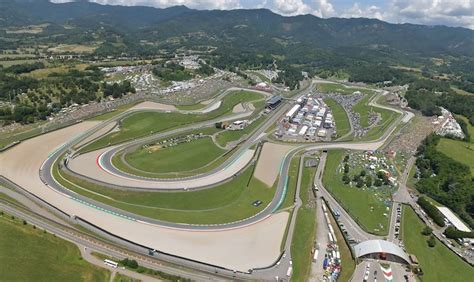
[
  {"x1": 0, "y1": 0, "x2": 191, "y2": 29},
  {"x1": 0, "y1": 0, "x2": 474, "y2": 66}
]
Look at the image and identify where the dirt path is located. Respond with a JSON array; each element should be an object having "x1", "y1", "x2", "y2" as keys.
[
  {"x1": 0, "y1": 122, "x2": 289, "y2": 271},
  {"x1": 254, "y1": 142, "x2": 295, "y2": 187},
  {"x1": 232, "y1": 103, "x2": 245, "y2": 113},
  {"x1": 131, "y1": 101, "x2": 177, "y2": 111}
]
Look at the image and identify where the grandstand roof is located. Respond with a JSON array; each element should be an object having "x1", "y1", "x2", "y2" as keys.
[
  {"x1": 354, "y1": 240, "x2": 410, "y2": 264},
  {"x1": 437, "y1": 207, "x2": 471, "y2": 232},
  {"x1": 266, "y1": 95, "x2": 282, "y2": 105}
]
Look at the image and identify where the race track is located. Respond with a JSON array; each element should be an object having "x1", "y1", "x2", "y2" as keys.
[{"x1": 0, "y1": 84, "x2": 413, "y2": 273}]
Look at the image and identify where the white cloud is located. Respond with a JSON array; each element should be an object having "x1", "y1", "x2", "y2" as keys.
[
  {"x1": 388, "y1": 0, "x2": 474, "y2": 29},
  {"x1": 272, "y1": 0, "x2": 312, "y2": 16},
  {"x1": 341, "y1": 3, "x2": 385, "y2": 20},
  {"x1": 270, "y1": 0, "x2": 335, "y2": 17},
  {"x1": 312, "y1": 0, "x2": 336, "y2": 18},
  {"x1": 50, "y1": 0, "x2": 474, "y2": 29}
]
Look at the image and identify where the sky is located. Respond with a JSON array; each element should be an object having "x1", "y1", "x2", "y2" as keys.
[{"x1": 51, "y1": 0, "x2": 474, "y2": 29}]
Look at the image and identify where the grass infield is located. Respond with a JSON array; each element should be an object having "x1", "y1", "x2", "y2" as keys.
[
  {"x1": 322, "y1": 149, "x2": 390, "y2": 236},
  {"x1": 55, "y1": 161, "x2": 277, "y2": 224},
  {"x1": 402, "y1": 206, "x2": 474, "y2": 282},
  {"x1": 323, "y1": 98, "x2": 351, "y2": 138},
  {"x1": 0, "y1": 213, "x2": 110, "y2": 281},
  {"x1": 124, "y1": 137, "x2": 225, "y2": 173},
  {"x1": 81, "y1": 90, "x2": 263, "y2": 152}
]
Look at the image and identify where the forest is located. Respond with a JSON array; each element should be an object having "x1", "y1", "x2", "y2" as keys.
[
  {"x1": 405, "y1": 79, "x2": 474, "y2": 124},
  {"x1": 0, "y1": 65, "x2": 134, "y2": 125},
  {"x1": 414, "y1": 134, "x2": 474, "y2": 228}
]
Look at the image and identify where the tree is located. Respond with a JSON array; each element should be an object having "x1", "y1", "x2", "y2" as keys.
[
  {"x1": 360, "y1": 170, "x2": 366, "y2": 177},
  {"x1": 417, "y1": 197, "x2": 446, "y2": 227},
  {"x1": 344, "y1": 164, "x2": 350, "y2": 174},
  {"x1": 128, "y1": 259, "x2": 138, "y2": 269},
  {"x1": 421, "y1": 226, "x2": 432, "y2": 236},
  {"x1": 342, "y1": 174, "x2": 350, "y2": 184},
  {"x1": 365, "y1": 175, "x2": 373, "y2": 187},
  {"x1": 444, "y1": 226, "x2": 474, "y2": 239},
  {"x1": 374, "y1": 179, "x2": 383, "y2": 186},
  {"x1": 120, "y1": 258, "x2": 139, "y2": 269},
  {"x1": 356, "y1": 178, "x2": 365, "y2": 188},
  {"x1": 343, "y1": 155, "x2": 349, "y2": 162},
  {"x1": 427, "y1": 235, "x2": 437, "y2": 247}
]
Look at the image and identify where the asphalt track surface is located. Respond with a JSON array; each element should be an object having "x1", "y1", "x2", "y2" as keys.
[
  {"x1": 41, "y1": 88, "x2": 294, "y2": 231},
  {"x1": 1, "y1": 83, "x2": 414, "y2": 278},
  {"x1": 38, "y1": 85, "x2": 411, "y2": 233}
]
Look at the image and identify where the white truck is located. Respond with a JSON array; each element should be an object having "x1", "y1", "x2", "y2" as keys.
[{"x1": 286, "y1": 266, "x2": 293, "y2": 277}]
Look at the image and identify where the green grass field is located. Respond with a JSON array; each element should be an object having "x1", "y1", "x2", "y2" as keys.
[
  {"x1": 55, "y1": 161, "x2": 276, "y2": 224},
  {"x1": 436, "y1": 115, "x2": 474, "y2": 175},
  {"x1": 111, "y1": 127, "x2": 231, "y2": 178},
  {"x1": 359, "y1": 110, "x2": 400, "y2": 141},
  {"x1": 402, "y1": 206, "x2": 474, "y2": 282},
  {"x1": 322, "y1": 150, "x2": 390, "y2": 236},
  {"x1": 81, "y1": 91, "x2": 263, "y2": 152},
  {"x1": 323, "y1": 98, "x2": 351, "y2": 138},
  {"x1": 457, "y1": 116, "x2": 474, "y2": 143},
  {"x1": 290, "y1": 163, "x2": 317, "y2": 282},
  {"x1": 113, "y1": 273, "x2": 139, "y2": 282},
  {"x1": 89, "y1": 103, "x2": 139, "y2": 121},
  {"x1": 352, "y1": 93, "x2": 377, "y2": 127},
  {"x1": 124, "y1": 137, "x2": 225, "y2": 173},
  {"x1": 280, "y1": 155, "x2": 301, "y2": 210},
  {"x1": 437, "y1": 138, "x2": 474, "y2": 175},
  {"x1": 316, "y1": 83, "x2": 375, "y2": 95},
  {"x1": 0, "y1": 213, "x2": 110, "y2": 281},
  {"x1": 175, "y1": 103, "x2": 207, "y2": 110},
  {"x1": 351, "y1": 92, "x2": 400, "y2": 140},
  {"x1": 329, "y1": 206, "x2": 355, "y2": 282},
  {"x1": 215, "y1": 116, "x2": 266, "y2": 147},
  {"x1": 0, "y1": 59, "x2": 38, "y2": 67}
]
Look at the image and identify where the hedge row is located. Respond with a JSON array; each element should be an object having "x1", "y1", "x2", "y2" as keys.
[
  {"x1": 444, "y1": 226, "x2": 474, "y2": 239},
  {"x1": 417, "y1": 197, "x2": 446, "y2": 227}
]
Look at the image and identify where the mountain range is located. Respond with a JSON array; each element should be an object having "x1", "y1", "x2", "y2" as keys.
[{"x1": 1, "y1": 0, "x2": 473, "y2": 58}]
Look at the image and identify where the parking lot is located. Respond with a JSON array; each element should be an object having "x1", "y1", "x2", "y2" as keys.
[{"x1": 274, "y1": 94, "x2": 336, "y2": 142}]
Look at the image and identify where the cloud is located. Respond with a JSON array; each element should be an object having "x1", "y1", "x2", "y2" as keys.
[
  {"x1": 341, "y1": 3, "x2": 385, "y2": 20},
  {"x1": 50, "y1": 0, "x2": 474, "y2": 29},
  {"x1": 271, "y1": 0, "x2": 312, "y2": 16},
  {"x1": 270, "y1": 0, "x2": 335, "y2": 17},
  {"x1": 388, "y1": 0, "x2": 474, "y2": 29},
  {"x1": 339, "y1": 1, "x2": 473, "y2": 29},
  {"x1": 312, "y1": 0, "x2": 336, "y2": 18}
]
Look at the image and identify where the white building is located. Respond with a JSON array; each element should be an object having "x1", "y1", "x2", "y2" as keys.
[{"x1": 437, "y1": 207, "x2": 471, "y2": 232}]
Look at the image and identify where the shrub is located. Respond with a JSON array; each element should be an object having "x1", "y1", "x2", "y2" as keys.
[
  {"x1": 120, "y1": 258, "x2": 139, "y2": 269},
  {"x1": 342, "y1": 174, "x2": 350, "y2": 184},
  {"x1": 427, "y1": 235, "x2": 437, "y2": 247},
  {"x1": 444, "y1": 226, "x2": 474, "y2": 239},
  {"x1": 365, "y1": 175, "x2": 373, "y2": 187},
  {"x1": 421, "y1": 226, "x2": 432, "y2": 236},
  {"x1": 417, "y1": 197, "x2": 446, "y2": 227}
]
